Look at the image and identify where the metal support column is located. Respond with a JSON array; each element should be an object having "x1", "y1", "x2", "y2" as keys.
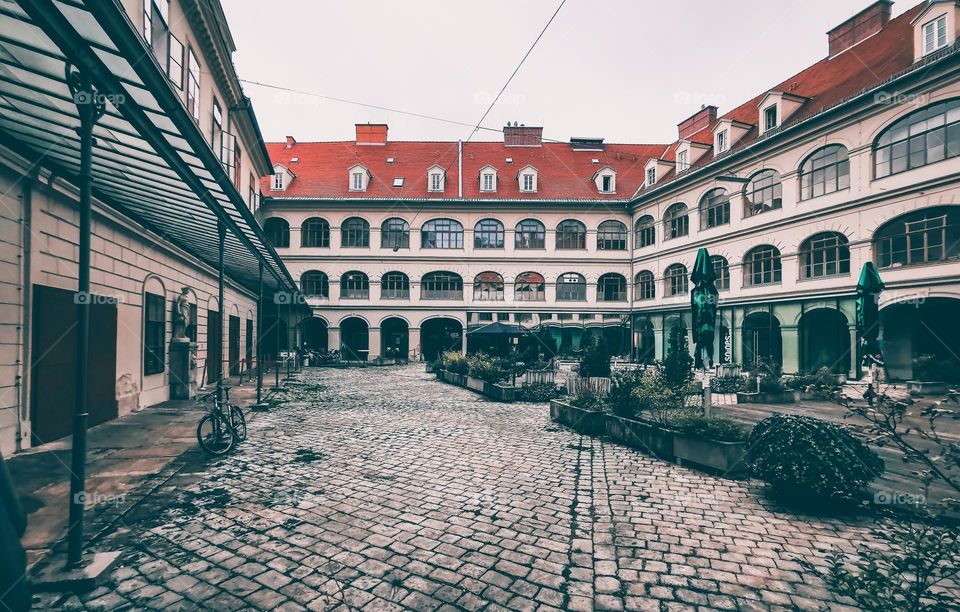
[
  {"x1": 66, "y1": 66, "x2": 105, "y2": 568},
  {"x1": 256, "y1": 261, "x2": 263, "y2": 404},
  {"x1": 216, "y1": 220, "x2": 225, "y2": 403},
  {"x1": 285, "y1": 300, "x2": 292, "y2": 380}
]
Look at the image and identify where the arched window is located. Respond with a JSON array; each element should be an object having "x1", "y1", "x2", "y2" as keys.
[
  {"x1": 474, "y1": 219, "x2": 504, "y2": 249},
  {"x1": 515, "y1": 219, "x2": 545, "y2": 249},
  {"x1": 381, "y1": 218, "x2": 409, "y2": 249},
  {"x1": 699, "y1": 188, "x2": 730, "y2": 230},
  {"x1": 800, "y1": 232, "x2": 850, "y2": 278},
  {"x1": 263, "y1": 217, "x2": 289, "y2": 248},
  {"x1": 556, "y1": 220, "x2": 586, "y2": 250},
  {"x1": 421, "y1": 271, "x2": 463, "y2": 300},
  {"x1": 300, "y1": 217, "x2": 330, "y2": 248},
  {"x1": 711, "y1": 255, "x2": 730, "y2": 290},
  {"x1": 664, "y1": 203, "x2": 689, "y2": 240},
  {"x1": 300, "y1": 271, "x2": 329, "y2": 298},
  {"x1": 556, "y1": 272, "x2": 586, "y2": 301},
  {"x1": 597, "y1": 220, "x2": 627, "y2": 250},
  {"x1": 341, "y1": 217, "x2": 369, "y2": 248},
  {"x1": 340, "y1": 271, "x2": 369, "y2": 298},
  {"x1": 474, "y1": 272, "x2": 504, "y2": 300},
  {"x1": 874, "y1": 206, "x2": 960, "y2": 268},
  {"x1": 800, "y1": 145, "x2": 849, "y2": 200},
  {"x1": 875, "y1": 99, "x2": 960, "y2": 178},
  {"x1": 664, "y1": 264, "x2": 688, "y2": 296},
  {"x1": 744, "y1": 169, "x2": 782, "y2": 216},
  {"x1": 381, "y1": 272, "x2": 409, "y2": 299},
  {"x1": 634, "y1": 270, "x2": 655, "y2": 300},
  {"x1": 143, "y1": 284, "x2": 166, "y2": 375},
  {"x1": 598, "y1": 273, "x2": 627, "y2": 302},
  {"x1": 743, "y1": 245, "x2": 782, "y2": 286},
  {"x1": 515, "y1": 272, "x2": 545, "y2": 301},
  {"x1": 421, "y1": 219, "x2": 463, "y2": 249},
  {"x1": 634, "y1": 215, "x2": 655, "y2": 248}
]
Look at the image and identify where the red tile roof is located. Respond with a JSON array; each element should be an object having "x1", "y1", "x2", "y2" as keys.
[
  {"x1": 262, "y1": 1, "x2": 930, "y2": 202},
  {"x1": 262, "y1": 141, "x2": 666, "y2": 201}
]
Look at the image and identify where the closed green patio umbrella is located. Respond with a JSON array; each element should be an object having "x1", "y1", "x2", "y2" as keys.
[
  {"x1": 856, "y1": 262, "x2": 885, "y2": 363},
  {"x1": 691, "y1": 248, "x2": 719, "y2": 369}
]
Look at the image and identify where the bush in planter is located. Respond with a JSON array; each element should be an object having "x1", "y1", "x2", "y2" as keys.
[
  {"x1": 440, "y1": 351, "x2": 469, "y2": 375},
  {"x1": 518, "y1": 382, "x2": 562, "y2": 402},
  {"x1": 633, "y1": 371, "x2": 690, "y2": 425},
  {"x1": 662, "y1": 324, "x2": 693, "y2": 394},
  {"x1": 467, "y1": 352, "x2": 507, "y2": 384},
  {"x1": 670, "y1": 415, "x2": 749, "y2": 443},
  {"x1": 608, "y1": 369, "x2": 646, "y2": 418},
  {"x1": 710, "y1": 375, "x2": 743, "y2": 394},
  {"x1": 569, "y1": 388, "x2": 607, "y2": 411},
  {"x1": 578, "y1": 336, "x2": 611, "y2": 378},
  {"x1": 748, "y1": 414, "x2": 884, "y2": 504}
]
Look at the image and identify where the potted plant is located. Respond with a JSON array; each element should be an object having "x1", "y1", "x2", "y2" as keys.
[
  {"x1": 671, "y1": 415, "x2": 750, "y2": 475},
  {"x1": 908, "y1": 354, "x2": 956, "y2": 396}
]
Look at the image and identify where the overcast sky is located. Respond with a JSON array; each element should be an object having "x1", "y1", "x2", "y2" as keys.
[{"x1": 221, "y1": 0, "x2": 909, "y2": 145}]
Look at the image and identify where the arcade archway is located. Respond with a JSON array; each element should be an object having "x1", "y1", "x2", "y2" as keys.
[
  {"x1": 421, "y1": 318, "x2": 463, "y2": 361},
  {"x1": 800, "y1": 308, "x2": 849, "y2": 374},
  {"x1": 742, "y1": 311, "x2": 782, "y2": 369},
  {"x1": 380, "y1": 317, "x2": 409, "y2": 360},
  {"x1": 301, "y1": 317, "x2": 328, "y2": 352},
  {"x1": 340, "y1": 317, "x2": 369, "y2": 361},
  {"x1": 881, "y1": 297, "x2": 960, "y2": 382}
]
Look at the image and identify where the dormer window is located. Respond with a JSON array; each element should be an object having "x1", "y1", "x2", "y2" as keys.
[
  {"x1": 593, "y1": 167, "x2": 616, "y2": 193},
  {"x1": 518, "y1": 165, "x2": 538, "y2": 192},
  {"x1": 348, "y1": 164, "x2": 370, "y2": 192},
  {"x1": 646, "y1": 167, "x2": 656, "y2": 186},
  {"x1": 483, "y1": 174, "x2": 494, "y2": 191},
  {"x1": 677, "y1": 150, "x2": 689, "y2": 172},
  {"x1": 764, "y1": 105, "x2": 778, "y2": 131},
  {"x1": 427, "y1": 165, "x2": 446, "y2": 192},
  {"x1": 602, "y1": 176, "x2": 612, "y2": 192},
  {"x1": 272, "y1": 172, "x2": 284, "y2": 190},
  {"x1": 478, "y1": 165, "x2": 498, "y2": 192},
  {"x1": 923, "y1": 15, "x2": 948, "y2": 55},
  {"x1": 716, "y1": 130, "x2": 728, "y2": 153},
  {"x1": 352, "y1": 172, "x2": 364, "y2": 190}
]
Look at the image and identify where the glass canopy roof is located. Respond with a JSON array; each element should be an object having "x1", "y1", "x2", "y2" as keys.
[{"x1": 0, "y1": 0, "x2": 300, "y2": 297}]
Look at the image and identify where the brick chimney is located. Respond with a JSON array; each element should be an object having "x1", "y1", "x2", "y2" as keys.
[
  {"x1": 827, "y1": 0, "x2": 892, "y2": 57},
  {"x1": 355, "y1": 123, "x2": 388, "y2": 146},
  {"x1": 285, "y1": 135, "x2": 296, "y2": 148},
  {"x1": 503, "y1": 123, "x2": 543, "y2": 147},
  {"x1": 678, "y1": 105, "x2": 717, "y2": 140}
]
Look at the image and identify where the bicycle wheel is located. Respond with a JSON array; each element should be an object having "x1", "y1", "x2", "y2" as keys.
[
  {"x1": 197, "y1": 412, "x2": 234, "y2": 455},
  {"x1": 229, "y1": 405, "x2": 247, "y2": 442}
]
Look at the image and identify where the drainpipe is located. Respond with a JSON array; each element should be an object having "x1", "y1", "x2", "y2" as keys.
[
  {"x1": 457, "y1": 140, "x2": 463, "y2": 199},
  {"x1": 217, "y1": 220, "x2": 225, "y2": 403},
  {"x1": 16, "y1": 168, "x2": 36, "y2": 450}
]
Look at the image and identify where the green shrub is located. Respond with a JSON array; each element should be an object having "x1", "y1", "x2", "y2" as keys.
[
  {"x1": 569, "y1": 390, "x2": 607, "y2": 411},
  {"x1": 441, "y1": 351, "x2": 468, "y2": 375},
  {"x1": 662, "y1": 324, "x2": 693, "y2": 394},
  {"x1": 467, "y1": 352, "x2": 507, "y2": 383},
  {"x1": 784, "y1": 367, "x2": 840, "y2": 391},
  {"x1": 671, "y1": 415, "x2": 749, "y2": 442},
  {"x1": 518, "y1": 383, "x2": 562, "y2": 403},
  {"x1": 710, "y1": 376, "x2": 743, "y2": 393},
  {"x1": 578, "y1": 336, "x2": 611, "y2": 378},
  {"x1": 608, "y1": 369, "x2": 646, "y2": 418},
  {"x1": 748, "y1": 414, "x2": 884, "y2": 503}
]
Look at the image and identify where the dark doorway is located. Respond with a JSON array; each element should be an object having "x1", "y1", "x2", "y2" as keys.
[
  {"x1": 881, "y1": 298, "x2": 960, "y2": 382},
  {"x1": 228, "y1": 315, "x2": 240, "y2": 376},
  {"x1": 602, "y1": 324, "x2": 630, "y2": 356},
  {"x1": 340, "y1": 317, "x2": 369, "y2": 361},
  {"x1": 421, "y1": 318, "x2": 463, "y2": 361},
  {"x1": 245, "y1": 318, "x2": 253, "y2": 372},
  {"x1": 262, "y1": 317, "x2": 288, "y2": 359},
  {"x1": 635, "y1": 318, "x2": 655, "y2": 363},
  {"x1": 380, "y1": 318, "x2": 409, "y2": 360},
  {"x1": 31, "y1": 285, "x2": 118, "y2": 444},
  {"x1": 742, "y1": 311, "x2": 782, "y2": 370},
  {"x1": 302, "y1": 317, "x2": 328, "y2": 352},
  {"x1": 800, "y1": 308, "x2": 850, "y2": 374},
  {"x1": 207, "y1": 309, "x2": 220, "y2": 384}
]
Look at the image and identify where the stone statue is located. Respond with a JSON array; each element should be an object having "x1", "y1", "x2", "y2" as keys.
[{"x1": 172, "y1": 287, "x2": 191, "y2": 340}]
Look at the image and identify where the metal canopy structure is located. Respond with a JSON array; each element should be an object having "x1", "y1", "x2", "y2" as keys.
[{"x1": 0, "y1": 0, "x2": 299, "y2": 296}]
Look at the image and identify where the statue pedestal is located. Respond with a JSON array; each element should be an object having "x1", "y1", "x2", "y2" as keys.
[{"x1": 169, "y1": 339, "x2": 197, "y2": 400}]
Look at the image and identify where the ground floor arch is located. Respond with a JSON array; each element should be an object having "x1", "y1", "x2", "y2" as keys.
[
  {"x1": 421, "y1": 317, "x2": 463, "y2": 361},
  {"x1": 381, "y1": 317, "x2": 409, "y2": 360},
  {"x1": 262, "y1": 316, "x2": 288, "y2": 359},
  {"x1": 634, "y1": 318, "x2": 655, "y2": 364},
  {"x1": 881, "y1": 297, "x2": 960, "y2": 382},
  {"x1": 742, "y1": 311, "x2": 782, "y2": 370},
  {"x1": 301, "y1": 316, "x2": 328, "y2": 352},
  {"x1": 340, "y1": 317, "x2": 369, "y2": 361},
  {"x1": 800, "y1": 308, "x2": 849, "y2": 374}
]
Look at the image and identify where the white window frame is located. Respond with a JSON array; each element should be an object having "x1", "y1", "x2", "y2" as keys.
[
  {"x1": 429, "y1": 172, "x2": 444, "y2": 192},
  {"x1": 272, "y1": 172, "x2": 284, "y2": 191},
  {"x1": 352, "y1": 172, "x2": 364, "y2": 191},
  {"x1": 646, "y1": 167, "x2": 656, "y2": 186},
  {"x1": 481, "y1": 173, "x2": 495, "y2": 192},
  {"x1": 521, "y1": 173, "x2": 535, "y2": 192},
  {"x1": 600, "y1": 174, "x2": 614, "y2": 193},
  {"x1": 717, "y1": 130, "x2": 728, "y2": 153},
  {"x1": 764, "y1": 105, "x2": 778, "y2": 131},
  {"x1": 923, "y1": 15, "x2": 949, "y2": 55},
  {"x1": 677, "y1": 150, "x2": 688, "y2": 172}
]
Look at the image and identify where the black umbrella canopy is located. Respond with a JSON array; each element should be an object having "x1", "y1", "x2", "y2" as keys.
[
  {"x1": 691, "y1": 248, "x2": 719, "y2": 369},
  {"x1": 856, "y1": 262, "x2": 885, "y2": 358},
  {"x1": 467, "y1": 321, "x2": 527, "y2": 336}
]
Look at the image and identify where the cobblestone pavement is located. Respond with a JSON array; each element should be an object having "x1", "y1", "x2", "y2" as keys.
[{"x1": 37, "y1": 365, "x2": 877, "y2": 611}]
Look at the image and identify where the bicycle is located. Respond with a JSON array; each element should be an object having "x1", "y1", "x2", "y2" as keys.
[{"x1": 196, "y1": 387, "x2": 247, "y2": 455}]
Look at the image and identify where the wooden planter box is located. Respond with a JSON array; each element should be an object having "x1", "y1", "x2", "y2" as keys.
[
  {"x1": 674, "y1": 434, "x2": 747, "y2": 476},
  {"x1": 550, "y1": 400, "x2": 603, "y2": 436},
  {"x1": 484, "y1": 382, "x2": 516, "y2": 402},
  {"x1": 425, "y1": 362, "x2": 438, "y2": 373},
  {"x1": 441, "y1": 370, "x2": 467, "y2": 386},
  {"x1": 523, "y1": 370, "x2": 557, "y2": 385},
  {"x1": 374, "y1": 357, "x2": 407, "y2": 366},
  {"x1": 466, "y1": 376, "x2": 486, "y2": 392},
  {"x1": 737, "y1": 390, "x2": 799, "y2": 404},
  {"x1": 573, "y1": 376, "x2": 611, "y2": 396},
  {"x1": 604, "y1": 415, "x2": 674, "y2": 459},
  {"x1": 908, "y1": 380, "x2": 950, "y2": 396}
]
